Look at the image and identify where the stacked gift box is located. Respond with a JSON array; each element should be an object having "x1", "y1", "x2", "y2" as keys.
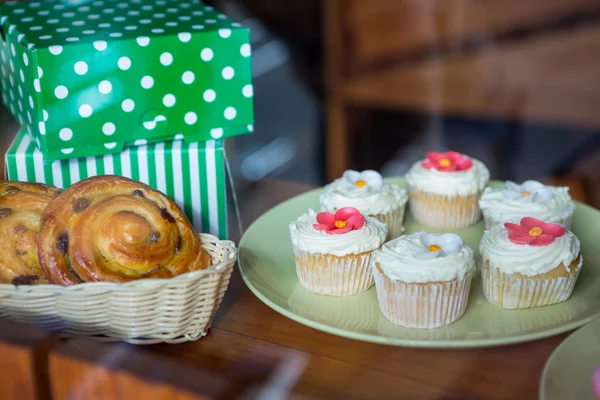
[{"x1": 0, "y1": 0, "x2": 254, "y2": 239}]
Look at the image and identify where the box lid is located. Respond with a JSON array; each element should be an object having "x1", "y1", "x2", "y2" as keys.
[{"x1": 0, "y1": 0, "x2": 254, "y2": 161}]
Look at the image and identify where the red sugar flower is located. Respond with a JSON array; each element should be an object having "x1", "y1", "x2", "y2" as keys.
[
  {"x1": 313, "y1": 207, "x2": 365, "y2": 235},
  {"x1": 504, "y1": 217, "x2": 566, "y2": 247},
  {"x1": 422, "y1": 151, "x2": 473, "y2": 172}
]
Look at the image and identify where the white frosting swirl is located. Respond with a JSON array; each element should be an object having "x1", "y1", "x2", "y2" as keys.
[
  {"x1": 405, "y1": 158, "x2": 490, "y2": 196},
  {"x1": 372, "y1": 232, "x2": 475, "y2": 283},
  {"x1": 320, "y1": 181, "x2": 408, "y2": 215},
  {"x1": 478, "y1": 185, "x2": 575, "y2": 226},
  {"x1": 479, "y1": 223, "x2": 580, "y2": 276},
  {"x1": 289, "y1": 209, "x2": 387, "y2": 256}
]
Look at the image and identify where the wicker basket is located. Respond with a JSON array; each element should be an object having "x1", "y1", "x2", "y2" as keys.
[{"x1": 0, "y1": 234, "x2": 236, "y2": 344}]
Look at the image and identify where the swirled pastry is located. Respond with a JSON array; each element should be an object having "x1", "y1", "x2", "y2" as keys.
[
  {"x1": 0, "y1": 181, "x2": 62, "y2": 285},
  {"x1": 38, "y1": 176, "x2": 212, "y2": 285}
]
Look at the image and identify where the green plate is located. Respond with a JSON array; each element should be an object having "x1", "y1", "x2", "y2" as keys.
[
  {"x1": 238, "y1": 178, "x2": 600, "y2": 348},
  {"x1": 539, "y1": 317, "x2": 600, "y2": 399}
]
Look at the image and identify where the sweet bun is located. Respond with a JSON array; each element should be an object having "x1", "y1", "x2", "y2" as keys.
[
  {"x1": 38, "y1": 176, "x2": 211, "y2": 285},
  {"x1": 0, "y1": 181, "x2": 62, "y2": 285}
]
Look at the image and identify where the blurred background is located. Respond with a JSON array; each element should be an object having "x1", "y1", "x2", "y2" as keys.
[{"x1": 214, "y1": 0, "x2": 600, "y2": 214}]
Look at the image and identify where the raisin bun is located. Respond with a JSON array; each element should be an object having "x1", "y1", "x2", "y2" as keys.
[
  {"x1": 38, "y1": 176, "x2": 212, "y2": 285},
  {"x1": 0, "y1": 181, "x2": 62, "y2": 285}
]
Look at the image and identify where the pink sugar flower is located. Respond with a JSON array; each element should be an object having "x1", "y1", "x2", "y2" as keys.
[
  {"x1": 504, "y1": 217, "x2": 566, "y2": 247},
  {"x1": 422, "y1": 151, "x2": 473, "y2": 172},
  {"x1": 313, "y1": 207, "x2": 365, "y2": 235}
]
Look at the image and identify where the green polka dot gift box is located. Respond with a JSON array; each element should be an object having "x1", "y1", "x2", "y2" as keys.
[
  {"x1": 0, "y1": 0, "x2": 253, "y2": 162},
  {"x1": 5, "y1": 128, "x2": 228, "y2": 238}
]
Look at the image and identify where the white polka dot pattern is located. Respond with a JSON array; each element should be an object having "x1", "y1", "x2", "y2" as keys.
[
  {"x1": 117, "y1": 56, "x2": 131, "y2": 70},
  {"x1": 141, "y1": 75, "x2": 154, "y2": 89},
  {"x1": 200, "y1": 48, "x2": 213, "y2": 61},
  {"x1": 160, "y1": 52, "x2": 173, "y2": 66},
  {"x1": 224, "y1": 106, "x2": 236, "y2": 120},
  {"x1": 184, "y1": 111, "x2": 197, "y2": 125},
  {"x1": 78, "y1": 104, "x2": 93, "y2": 118},
  {"x1": 59, "y1": 127, "x2": 73, "y2": 141},
  {"x1": 163, "y1": 93, "x2": 176, "y2": 107},
  {"x1": 240, "y1": 43, "x2": 251, "y2": 57},
  {"x1": 54, "y1": 85, "x2": 68, "y2": 99},
  {"x1": 210, "y1": 127, "x2": 223, "y2": 139},
  {"x1": 242, "y1": 84, "x2": 253, "y2": 98},
  {"x1": 98, "y1": 80, "x2": 112, "y2": 94},
  {"x1": 203, "y1": 89, "x2": 216, "y2": 103},
  {"x1": 102, "y1": 122, "x2": 116, "y2": 135},
  {"x1": 121, "y1": 99, "x2": 135, "y2": 112},
  {"x1": 221, "y1": 66, "x2": 234, "y2": 80},
  {"x1": 0, "y1": 0, "x2": 254, "y2": 159},
  {"x1": 93, "y1": 40, "x2": 107, "y2": 51},
  {"x1": 74, "y1": 61, "x2": 88, "y2": 75},
  {"x1": 182, "y1": 71, "x2": 194, "y2": 84}
]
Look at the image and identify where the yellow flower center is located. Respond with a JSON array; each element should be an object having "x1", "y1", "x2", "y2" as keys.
[
  {"x1": 439, "y1": 158, "x2": 452, "y2": 167},
  {"x1": 428, "y1": 244, "x2": 441, "y2": 252},
  {"x1": 355, "y1": 180, "x2": 367, "y2": 188},
  {"x1": 522, "y1": 191, "x2": 531, "y2": 196},
  {"x1": 528, "y1": 227, "x2": 542, "y2": 237},
  {"x1": 335, "y1": 220, "x2": 347, "y2": 229}
]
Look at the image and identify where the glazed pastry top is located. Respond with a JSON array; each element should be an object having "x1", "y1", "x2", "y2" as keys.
[
  {"x1": 38, "y1": 176, "x2": 211, "y2": 285},
  {"x1": 0, "y1": 181, "x2": 62, "y2": 285}
]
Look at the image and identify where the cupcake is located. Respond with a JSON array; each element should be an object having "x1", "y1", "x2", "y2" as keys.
[
  {"x1": 372, "y1": 232, "x2": 475, "y2": 328},
  {"x1": 478, "y1": 180, "x2": 576, "y2": 229},
  {"x1": 320, "y1": 170, "x2": 408, "y2": 239},
  {"x1": 290, "y1": 207, "x2": 387, "y2": 296},
  {"x1": 405, "y1": 151, "x2": 490, "y2": 229},
  {"x1": 593, "y1": 365, "x2": 600, "y2": 400},
  {"x1": 480, "y1": 217, "x2": 582, "y2": 309}
]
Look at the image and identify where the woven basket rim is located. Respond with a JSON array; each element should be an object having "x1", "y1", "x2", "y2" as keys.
[{"x1": 0, "y1": 233, "x2": 237, "y2": 293}]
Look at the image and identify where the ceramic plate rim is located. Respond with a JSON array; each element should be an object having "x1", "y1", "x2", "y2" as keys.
[{"x1": 539, "y1": 316, "x2": 600, "y2": 399}]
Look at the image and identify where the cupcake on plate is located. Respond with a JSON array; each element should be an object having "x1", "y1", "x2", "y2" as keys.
[
  {"x1": 320, "y1": 170, "x2": 408, "y2": 239},
  {"x1": 290, "y1": 207, "x2": 387, "y2": 296},
  {"x1": 480, "y1": 217, "x2": 582, "y2": 309},
  {"x1": 372, "y1": 232, "x2": 475, "y2": 328},
  {"x1": 406, "y1": 151, "x2": 490, "y2": 229},
  {"x1": 478, "y1": 180, "x2": 576, "y2": 229}
]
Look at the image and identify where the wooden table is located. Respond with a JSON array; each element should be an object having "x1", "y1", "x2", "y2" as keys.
[{"x1": 143, "y1": 178, "x2": 587, "y2": 400}]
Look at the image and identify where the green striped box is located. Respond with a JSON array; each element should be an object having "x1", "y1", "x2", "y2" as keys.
[{"x1": 5, "y1": 128, "x2": 227, "y2": 239}]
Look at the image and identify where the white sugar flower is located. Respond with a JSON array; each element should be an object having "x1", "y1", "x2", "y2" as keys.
[
  {"x1": 502, "y1": 180, "x2": 552, "y2": 203},
  {"x1": 341, "y1": 170, "x2": 383, "y2": 191},
  {"x1": 407, "y1": 233, "x2": 464, "y2": 260}
]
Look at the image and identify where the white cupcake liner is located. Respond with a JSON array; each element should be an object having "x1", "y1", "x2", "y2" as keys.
[
  {"x1": 482, "y1": 212, "x2": 573, "y2": 230},
  {"x1": 481, "y1": 258, "x2": 583, "y2": 309},
  {"x1": 372, "y1": 265, "x2": 472, "y2": 328},
  {"x1": 408, "y1": 189, "x2": 482, "y2": 229},
  {"x1": 293, "y1": 247, "x2": 374, "y2": 296},
  {"x1": 374, "y1": 206, "x2": 406, "y2": 240}
]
